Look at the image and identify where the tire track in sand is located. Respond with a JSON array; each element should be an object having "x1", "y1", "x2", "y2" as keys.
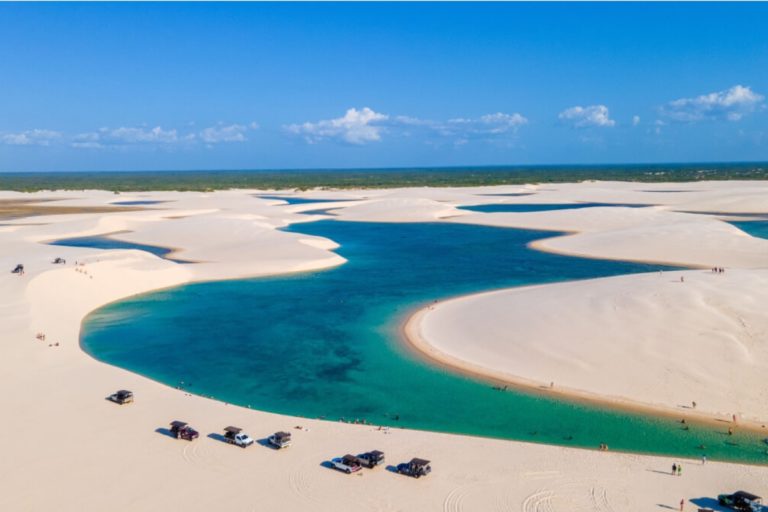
[
  {"x1": 287, "y1": 456, "x2": 323, "y2": 505},
  {"x1": 522, "y1": 489, "x2": 556, "y2": 512}
]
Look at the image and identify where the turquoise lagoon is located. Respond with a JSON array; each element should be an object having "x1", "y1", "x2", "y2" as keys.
[{"x1": 81, "y1": 220, "x2": 768, "y2": 463}]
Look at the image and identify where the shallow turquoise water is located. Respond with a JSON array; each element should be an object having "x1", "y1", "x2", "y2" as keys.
[{"x1": 81, "y1": 221, "x2": 768, "y2": 463}]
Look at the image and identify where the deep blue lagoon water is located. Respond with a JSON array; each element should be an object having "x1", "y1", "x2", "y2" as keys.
[
  {"x1": 81, "y1": 220, "x2": 768, "y2": 463},
  {"x1": 459, "y1": 202, "x2": 652, "y2": 213},
  {"x1": 111, "y1": 200, "x2": 167, "y2": 205},
  {"x1": 732, "y1": 219, "x2": 768, "y2": 240},
  {"x1": 51, "y1": 235, "x2": 191, "y2": 264},
  {"x1": 257, "y1": 195, "x2": 355, "y2": 205}
]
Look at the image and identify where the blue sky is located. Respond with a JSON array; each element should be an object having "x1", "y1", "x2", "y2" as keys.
[{"x1": 1, "y1": 2, "x2": 767, "y2": 172}]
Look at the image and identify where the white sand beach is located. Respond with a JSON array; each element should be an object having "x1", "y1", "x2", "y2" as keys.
[
  {"x1": 407, "y1": 269, "x2": 768, "y2": 424},
  {"x1": 2, "y1": 182, "x2": 768, "y2": 511}
]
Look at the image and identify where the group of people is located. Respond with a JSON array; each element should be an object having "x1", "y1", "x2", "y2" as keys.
[
  {"x1": 598, "y1": 443, "x2": 609, "y2": 451},
  {"x1": 711, "y1": 267, "x2": 726, "y2": 274},
  {"x1": 34, "y1": 331, "x2": 59, "y2": 347},
  {"x1": 671, "y1": 462, "x2": 683, "y2": 476},
  {"x1": 339, "y1": 417, "x2": 372, "y2": 425}
]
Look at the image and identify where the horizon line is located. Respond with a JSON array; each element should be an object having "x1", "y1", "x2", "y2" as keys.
[{"x1": 2, "y1": 159, "x2": 767, "y2": 175}]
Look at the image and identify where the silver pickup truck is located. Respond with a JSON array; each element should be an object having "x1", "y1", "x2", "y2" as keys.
[{"x1": 331, "y1": 455, "x2": 362, "y2": 474}]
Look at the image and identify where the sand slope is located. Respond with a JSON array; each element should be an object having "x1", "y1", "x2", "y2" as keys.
[{"x1": 412, "y1": 269, "x2": 768, "y2": 422}]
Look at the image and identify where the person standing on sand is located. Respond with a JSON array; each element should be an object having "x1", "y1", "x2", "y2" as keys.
[
  {"x1": 702, "y1": 455, "x2": 707, "y2": 465},
  {"x1": 677, "y1": 464, "x2": 682, "y2": 476},
  {"x1": 672, "y1": 462, "x2": 677, "y2": 475},
  {"x1": 680, "y1": 498, "x2": 685, "y2": 511}
]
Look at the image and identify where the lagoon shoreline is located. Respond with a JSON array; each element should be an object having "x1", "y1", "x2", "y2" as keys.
[{"x1": 401, "y1": 288, "x2": 768, "y2": 439}]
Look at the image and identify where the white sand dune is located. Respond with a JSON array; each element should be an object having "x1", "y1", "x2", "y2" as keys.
[
  {"x1": 2, "y1": 184, "x2": 768, "y2": 511},
  {"x1": 329, "y1": 196, "x2": 470, "y2": 222},
  {"x1": 451, "y1": 206, "x2": 768, "y2": 268},
  {"x1": 410, "y1": 269, "x2": 768, "y2": 423}
]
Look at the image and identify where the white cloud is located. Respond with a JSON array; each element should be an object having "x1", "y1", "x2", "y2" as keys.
[
  {"x1": 432, "y1": 112, "x2": 528, "y2": 145},
  {"x1": 108, "y1": 126, "x2": 181, "y2": 144},
  {"x1": 72, "y1": 123, "x2": 255, "y2": 149},
  {"x1": 1, "y1": 129, "x2": 61, "y2": 146},
  {"x1": 72, "y1": 126, "x2": 184, "y2": 148},
  {"x1": 448, "y1": 112, "x2": 528, "y2": 135},
  {"x1": 71, "y1": 132, "x2": 103, "y2": 149},
  {"x1": 286, "y1": 108, "x2": 528, "y2": 145},
  {"x1": 661, "y1": 85, "x2": 764, "y2": 122},
  {"x1": 199, "y1": 123, "x2": 252, "y2": 143},
  {"x1": 392, "y1": 115, "x2": 434, "y2": 127},
  {"x1": 285, "y1": 107, "x2": 389, "y2": 144},
  {"x1": 632, "y1": 115, "x2": 641, "y2": 126},
  {"x1": 558, "y1": 105, "x2": 616, "y2": 128},
  {"x1": 1, "y1": 122, "x2": 256, "y2": 150}
]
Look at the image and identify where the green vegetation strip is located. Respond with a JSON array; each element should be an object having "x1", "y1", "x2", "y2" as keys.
[{"x1": 2, "y1": 163, "x2": 768, "y2": 192}]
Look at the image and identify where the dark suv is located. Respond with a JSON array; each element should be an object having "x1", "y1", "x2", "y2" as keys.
[
  {"x1": 170, "y1": 421, "x2": 199, "y2": 441},
  {"x1": 718, "y1": 491, "x2": 763, "y2": 512}
]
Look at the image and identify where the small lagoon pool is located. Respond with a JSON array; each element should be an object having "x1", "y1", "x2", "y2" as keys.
[
  {"x1": 458, "y1": 202, "x2": 652, "y2": 213},
  {"x1": 51, "y1": 235, "x2": 191, "y2": 264},
  {"x1": 257, "y1": 195, "x2": 356, "y2": 205},
  {"x1": 80, "y1": 220, "x2": 768, "y2": 463},
  {"x1": 111, "y1": 200, "x2": 167, "y2": 206}
]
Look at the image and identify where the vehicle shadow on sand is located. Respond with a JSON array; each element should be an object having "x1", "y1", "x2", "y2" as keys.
[
  {"x1": 256, "y1": 438, "x2": 278, "y2": 449},
  {"x1": 690, "y1": 497, "x2": 730, "y2": 511},
  {"x1": 155, "y1": 427, "x2": 176, "y2": 439},
  {"x1": 207, "y1": 433, "x2": 228, "y2": 444}
]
